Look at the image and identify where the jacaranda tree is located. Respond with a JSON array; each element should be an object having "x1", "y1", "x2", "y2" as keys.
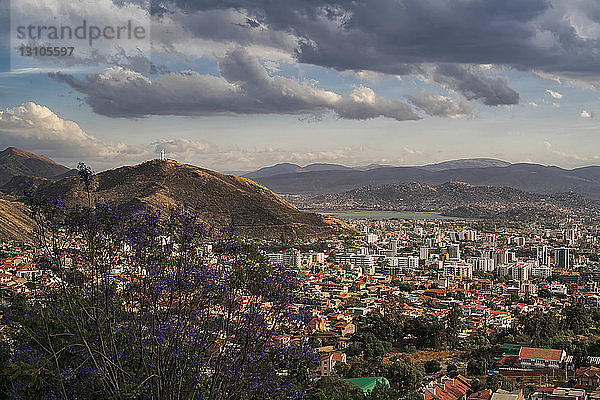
[{"x1": 0, "y1": 164, "x2": 316, "y2": 399}]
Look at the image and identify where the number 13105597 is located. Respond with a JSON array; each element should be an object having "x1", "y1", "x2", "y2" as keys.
[{"x1": 18, "y1": 46, "x2": 74, "y2": 56}]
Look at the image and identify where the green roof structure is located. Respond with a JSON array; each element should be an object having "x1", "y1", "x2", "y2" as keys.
[{"x1": 344, "y1": 377, "x2": 390, "y2": 394}]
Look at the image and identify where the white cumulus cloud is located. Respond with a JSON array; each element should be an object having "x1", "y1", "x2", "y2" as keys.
[
  {"x1": 546, "y1": 89, "x2": 563, "y2": 99},
  {"x1": 0, "y1": 102, "x2": 118, "y2": 159}
]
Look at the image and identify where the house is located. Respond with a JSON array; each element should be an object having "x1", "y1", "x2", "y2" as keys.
[
  {"x1": 491, "y1": 389, "x2": 524, "y2": 400},
  {"x1": 424, "y1": 375, "x2": 471, "y2": 400},
  {"x1": 332, "y1": 321, "x2": 356, "y2": 337},
  {"x1": 14, "y1": 263, "x2": 43, "y2": 281},
  {"x1": 469, "y1": 389, "x2": 492, "y2": 400},
  {"x1": 320, "y1": 351, "x2": 346, "y2": 376},
  {"x1": 488, "y1": 310, "x2": 512, "y2": 329},
  {"x1": 576, "y1": 366, "x2": 600, "y2": 389},
  {"x1": 547, "y1": 388, "x2": 586, "y2": 400},
  {"x1": 530, "y1": 388, "x2": 555, "y2": 400},
  {"x1": 310, "y1": 317, "x2": 330, "y2": 332},
  {"x1": 518, "y1": 347, "x2": 567, "y2": 369},
  {"x1": 532, "y1": 388, "x2": 586, "y2": 400}
]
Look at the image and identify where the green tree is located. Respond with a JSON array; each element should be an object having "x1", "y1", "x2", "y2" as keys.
[
  {"x1": 463, "y1": 334, "x2": 490, "y2": 351},
  {"x1": 364, "y1": 334, "x2": 392, "y2": 363},
  {"x1": 366, "y1": 382, "x2": 400, "y2": 400},
  {"x1": 446, "y1": 306, "x2": 463, "y2": 349},
  {"x1": 326, "y1": 251, "x2": 337, "y2": 264},
  {"x1": 306, "y1": 377, "x2": 364, "y2": 400},
  {"x1": 446, "y1": 363, "x2": 458, "y2": 378},
  {"x1": 570, "y1": 341, "x2": 590, "y2": 368},
  {"x1": 470, "y1": 379, "x2": 484, "y2": 393},
  {"x1": 467, "y1": 359, "x2": 487, "y2": 376},
  {"x1": 386, "y1": 358, "x2": 423, "y2": 396},
  {"x1": 408, "y1": 318, "x2": 446, "y2": 350},
  {"x1": 563, "y1": 304, "x2": 591, "y2": 334},
  {"x1": 339, "y1": 356, "x2": 379, "y2": 378},
  {"x1": 486, "y1": 373, "x2": 505, "y2": 390},
  {"x1": 521, "y1": 311, "x2": 561, "y2": 347},
  {"x1": 424, "y1": 360, "x2": 442, "y2": 374}
]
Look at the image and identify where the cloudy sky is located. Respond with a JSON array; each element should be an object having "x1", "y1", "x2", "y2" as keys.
[{"x1": 0, "y1": 0, "x2": 600, "y2": 172}]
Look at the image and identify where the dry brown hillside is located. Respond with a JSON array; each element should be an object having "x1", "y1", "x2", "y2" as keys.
[{"x1": 29, "y1": 159, "x2": 355, "y2": 239}]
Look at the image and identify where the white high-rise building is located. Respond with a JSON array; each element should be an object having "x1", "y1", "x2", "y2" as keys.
[
  {"x1": 537, "y1": 245, "x2": 550, "y2": 266},
  {"x1": 531, "y1": 265, "x2": 552, "y2": 279},
  {"x1": 367, "y1": 233, "x2": 379, "y2": 244},
  {"x1": 467, "y1": 257, "x2": 495, "y2": 272},
  {"x1": 511, "y1": 264, "x2": 530, "y2": 281}
]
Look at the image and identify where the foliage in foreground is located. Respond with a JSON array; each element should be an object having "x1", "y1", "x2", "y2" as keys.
[{"x1": 0, "y1": 165, "x2": 316, "y2": 399}]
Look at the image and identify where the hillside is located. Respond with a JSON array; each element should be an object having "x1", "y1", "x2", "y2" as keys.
[
  {"x1": 0, "y1": 194, "x2": 35, "y2": 242},
  {"x1": 0, "y1": 147, "x2": 70, "y2": 186},
  {"x1": 252, "y1": 163, "x2": 600, "y2": 198},
  {"x1": 243, "y1": 162, "x2": 353, "y2": 180},
  {"x1": 243, "y1": 158, "x2": 509, "y2": 180},
  {"x1": 24, "y1": 160, "x2": 355, "y2": 239},
  {"x1": 301, "y1": 182, "x2": 600, "y2": 222},
  {"x1": 420, "y1": 158, "x2": 511, "y2": 171}
]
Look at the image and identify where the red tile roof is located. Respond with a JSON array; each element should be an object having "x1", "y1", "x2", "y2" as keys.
[
  {"x1": 576, "y1": 366, "x2": 600, "y2": 378},
  {"x1": 469, "y1": 389, "x2": 492, "y2": 400},
  {"x1": 518, "y1": 347, "x2": 564, "y2": 362},
  {"x1": 425, "y1": 375, "x2": 471, "y2": 400}
]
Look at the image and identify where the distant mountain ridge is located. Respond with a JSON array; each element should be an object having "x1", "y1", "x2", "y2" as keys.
[
  {"x1": 249, "y1": 162, "x2": 600, "y2": 199},
  {"x1": 242, "y1": 158, "x2": 511, "y2": 179},
  {"x1": 243, "y1": 162, "x2": 353, "y2": 180},
  {"x1": 0, "y1": 147, "x2": 71, "y2": 186},
  {"x1": 302, "y1": 182, "x2": 600, "y2": 221},
  {"x1": 419, "y1": 158, "x2": 511, "y2": 171},
  {"x1": 2, "y1": 147, "x2": 600, "y2": 240}
]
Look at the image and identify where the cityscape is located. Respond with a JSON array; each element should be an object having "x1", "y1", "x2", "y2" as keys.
[
  {"x1": 2, "y1": 0, "x2": 600, "y2": 399},
  {"x1": 1, "y1": 149, "x2": 600, "y2": 399}
]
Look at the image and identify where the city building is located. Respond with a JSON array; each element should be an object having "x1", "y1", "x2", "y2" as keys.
[
  {"x1": 518, "y1": 347, "x2": 567, "y2": 369},
  {"x1": 321, "y1": 352, "x2": 346, "y2": 376},
  {"x1": 554, "y1": 247, "x2": 571, "y2": 269}
]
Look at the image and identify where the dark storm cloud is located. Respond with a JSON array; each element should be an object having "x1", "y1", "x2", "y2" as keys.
[
  {"x1": 430, "y1": 64, "x2": 520, "y2": 106},
  {"x1": 155, "y1": 0, "x2": 600, "y2": 103},
  {"x1": 407, "y1": 89, "x2": 473, "y2": 118},
  {"x1": 166, "y1": 0, "x2": 599, "y2": 71}
]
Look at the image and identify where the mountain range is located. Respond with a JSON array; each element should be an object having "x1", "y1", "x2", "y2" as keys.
[
  {"x1": 1, "y1": 147, "x2": 600, "y2": 240},
  {"x1": 301, "y1": 182, "x2": 600, "y2": 222},
  {"x1": 0, "y1": 147, "x2": 72, "y2": 186},
  {"x1": 242, "y1": 158, "x2": 508, "y2": 180},
  {"x1": 245, "y1": 161, "x2": 600, "y2": 199},
  {"x1": 243, "y1": 162, "x2": 354, "y2": 180},
  {"x1": 0, "y1": 149, "x2": 354, "y2": 241}
]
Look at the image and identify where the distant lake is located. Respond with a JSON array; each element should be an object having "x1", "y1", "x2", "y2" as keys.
[{"x1": 317, "y1": 210, "x2": 468, "y2": 220}]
